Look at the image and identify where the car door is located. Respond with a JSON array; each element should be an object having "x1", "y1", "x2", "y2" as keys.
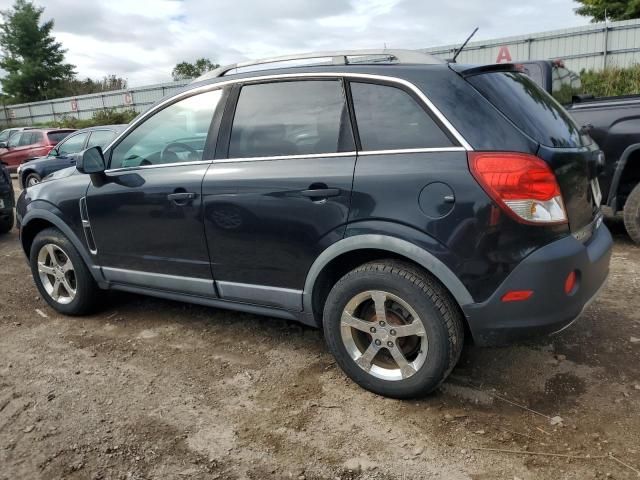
[
  {"x1": 202, "y1": 78, "x2": 356, "y2": 311},
  {"x1": 1, "y1": 132, "x2": 27, "y2": 170},
  {"x1": 85, "y1": 88, "x2": 224, "y2": 296},
  {"x1": 44, "y1": 131, "x2": 89, "y2": 176}
]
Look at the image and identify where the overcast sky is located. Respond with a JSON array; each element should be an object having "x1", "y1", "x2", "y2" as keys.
[{"x1": 0, "y1": 0, "x2": 589, "y2": 87}]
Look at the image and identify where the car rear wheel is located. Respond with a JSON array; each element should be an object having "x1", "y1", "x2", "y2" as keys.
[
  {"x1": 30, "y1": 227, "x2": 101, "y2": 315},
  {"x1": 25, "y1": 172, "x2": 41, "y2": 188},
  {"x1": 323, "y1": 260, "x2": 464, "y2": 399},
  {"x1": 624, "y1": 183, "x2": 640, "y2": 245}
]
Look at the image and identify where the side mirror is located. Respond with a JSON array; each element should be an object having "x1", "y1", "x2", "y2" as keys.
[
  {"x1": 0, "y1": 142, "x2": 8, "y2": 149},
  {"x1": 76, "y1": 146, "x2": 106, "y2": 175}
]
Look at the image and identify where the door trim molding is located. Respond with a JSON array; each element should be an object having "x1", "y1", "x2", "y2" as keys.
[
  {"x1": 102, "y1": 267, "x2": 216, "y2": 298},
  {"x1": 216, "y1": 280, "x2": 303, "y2": 311}
]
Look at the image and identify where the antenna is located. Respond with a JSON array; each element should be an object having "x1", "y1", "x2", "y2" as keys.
[{"x1": 451, "y1": 27, "x2": 479, "y2": 63}]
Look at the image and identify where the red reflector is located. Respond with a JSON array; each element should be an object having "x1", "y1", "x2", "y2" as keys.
[
  {"x1": 501, "y1": 290, "x2": 534, "y2": 302},
  {"x1": 564, "y1": 271, "x2": 577, "y2": 294}
]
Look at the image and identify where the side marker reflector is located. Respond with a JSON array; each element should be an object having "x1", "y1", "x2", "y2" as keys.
[{"x1": 501, "y1": 290, "x2": 534, "y2": 302}]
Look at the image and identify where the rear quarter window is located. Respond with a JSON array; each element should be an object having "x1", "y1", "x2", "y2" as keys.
[{"x1": 467, "y1": 72, "x2": 587, "y2": 148}]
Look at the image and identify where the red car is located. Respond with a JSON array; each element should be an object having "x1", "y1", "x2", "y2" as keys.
[{"x1": 0, "y1": 129, "x2": 76, "y2": 173}]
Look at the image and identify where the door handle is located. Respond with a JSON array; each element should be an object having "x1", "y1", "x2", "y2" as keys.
[
  {"x1": 167, "y1": 192, "x2": 197, "y2": 205},
  {"x1": 300, "y1": 188, "x2": 341, "y2": 199}
]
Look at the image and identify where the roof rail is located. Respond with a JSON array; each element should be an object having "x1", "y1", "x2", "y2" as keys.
[{"x1": 193, "y1": 49, "x2": 444, "y2": 82}]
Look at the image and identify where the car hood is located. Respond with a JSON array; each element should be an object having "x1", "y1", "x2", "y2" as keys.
[
  {"x1": 20, "y1": 155, "x2": 50, "y2": 168},
  {"x1": 42, "y1": 166, "x2": 79, "y2": 183}
]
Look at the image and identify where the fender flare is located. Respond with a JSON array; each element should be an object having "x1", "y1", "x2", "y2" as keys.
[
  {"x1": 607, "y1": 143, "x2": 640, "y2": 211},
  {"x1": 302, "y1": 234, "x2": 474, "y2": 314},
  {"x1": 20, "y1": 208, "x2": 105, "y2": 284}
]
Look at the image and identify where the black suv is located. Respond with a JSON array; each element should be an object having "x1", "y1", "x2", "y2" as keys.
[{"x1": 16, "y1": 50, "x2": 612, "y2": 398}]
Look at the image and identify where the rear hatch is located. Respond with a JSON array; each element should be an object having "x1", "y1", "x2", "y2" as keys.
[{"x1": 461, "y1": 66, "x2": 601, "y2": 232}]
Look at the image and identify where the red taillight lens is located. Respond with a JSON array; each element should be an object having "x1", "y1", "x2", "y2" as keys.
[
  {"x1": 469, "y1": 152, "x2": 568, "y2": 225},
  {"x1": 501, "y1": 290, "x2": 534, "y2": 302}
]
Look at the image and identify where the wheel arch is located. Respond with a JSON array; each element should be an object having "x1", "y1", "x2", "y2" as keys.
[
  {"x1": 607, "y1": 143, "x2": 640, "y2": 211},
  {"x1": 302, "y1": 234, "x2": 474, "y2": 327},
  {"x1": 20, "y1": 209, "x2": 105, "y2": 285}
]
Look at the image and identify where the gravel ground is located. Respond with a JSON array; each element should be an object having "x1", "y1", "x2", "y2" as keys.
[{"x1": 1, "y1": 180, "x2": 639, "y2": 480}]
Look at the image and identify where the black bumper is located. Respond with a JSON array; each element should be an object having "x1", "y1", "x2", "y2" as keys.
[{"x1": 463, "y1": 220, "x2": 612, "y2": 346}]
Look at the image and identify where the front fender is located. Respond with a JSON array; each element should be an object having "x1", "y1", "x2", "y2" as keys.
[{"x1": 20, "y1": 205, "x2": 106, "y2": 285}]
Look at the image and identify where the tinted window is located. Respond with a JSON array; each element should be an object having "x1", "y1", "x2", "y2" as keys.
[
  {"x1": 0, "y1": 129, "x2": 12, "y2": 143},
  {"x1": 111, "y1": 90, "x2": 221, "y2": 169},
  {"x1": 229, "y1": 80, "x2": 351, "y2": 158},
  {"x1": 48, "y1": 131, "x2": 73, "y2": 143},
  {"x1": 7, "y1": 132, "x2": 21, "y2": 147},
  {"x1": 551, "y1": 66, "x2": 582, "y2": 105},
  {"x1": 18, "y1": 132, "x2": 34, "y2": 146},
  {"x1": 86, "y1": 129, "x2": 117, "y2": 149},
  {"x1": 57, "y1": 132, "x2": 88, "y2": 155},
  {"x1": 350, "y1": 82, "x2": 454, "y2": 151},
  {"x1": 468, "y1": 72, "x2": 586, "y2": 148}
]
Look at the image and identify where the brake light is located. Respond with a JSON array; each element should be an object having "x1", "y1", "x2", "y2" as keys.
[{"x1": 469, "y1": 152, "x2": 567, "y2": 225}]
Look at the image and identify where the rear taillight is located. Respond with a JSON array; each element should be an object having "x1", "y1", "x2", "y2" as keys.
[{"x1": 469, "y1": 152, "x2": 567, "y2": 225}]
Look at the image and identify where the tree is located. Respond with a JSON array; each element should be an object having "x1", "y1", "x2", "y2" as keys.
[
  {"x1": 59, "y1": 74, "x2": 128, "y2": 96},
  {"x1": 172, "y1": 58, "x2": 219, "y2": 81},
  {"x1": 575, "y1": 0, "x2": 640, "y2": 22},
  {"x1": 0, "y1": 0, "x2": 75, "y2": 103}
]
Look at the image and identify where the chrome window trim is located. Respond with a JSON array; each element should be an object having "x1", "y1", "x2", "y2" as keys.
[
  {"x1": 358, "y1": 147, "x2": 466, "y2": 156},
  {"x1": 212, "y1": 151, "x2": 357, "y2": 164},
  {"x1": 107, "y1": 159, "x2": 213, "y2": 174},
  {"x1": 102, "y1": 71, "x2": 473, "y2": 174}
]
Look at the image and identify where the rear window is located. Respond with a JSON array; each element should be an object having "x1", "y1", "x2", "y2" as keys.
[
  {"x1": 467, "y1": 72, "x2": 587, "y2": 148},
  {"x1": 48, "y1": 131, "x2": 73, "y2": 143}
]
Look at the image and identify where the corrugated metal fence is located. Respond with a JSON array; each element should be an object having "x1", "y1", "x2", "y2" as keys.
[
  {"x1": 422, "y1": 18, "x2": 640, "y2": 72},
  {"x1": 0, "y1": 80, "x2": 188, "y2": 127},
  {"x1": 3, "y1": 18, "x2": 640, "y2": 127}
]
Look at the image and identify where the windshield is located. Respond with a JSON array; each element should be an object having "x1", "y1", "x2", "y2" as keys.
[{"x1": 468, "y1": 71, "x2": 588, "y2": 148}]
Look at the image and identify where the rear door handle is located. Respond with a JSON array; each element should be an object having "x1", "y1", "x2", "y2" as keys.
[
  {"x1": 167, "y1": 192, "x2": 197, "y2": 205},
  {"x1": 300, "y1": 188, "x2": 341, "y2": 199}
]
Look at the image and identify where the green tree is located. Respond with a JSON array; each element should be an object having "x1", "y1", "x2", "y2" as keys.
[
  {"x1": 172, "y1": 58, "x2": 219, "y2": 81},
  {"x1": 575, "y1": 0, "x2": 640, "y2": 22},
  {"x1": 59, "y1": 74, "x2": 128, "y2": 96},
  {"x1": 0, "y1": 0, "x2": 75, "y2": 103}
]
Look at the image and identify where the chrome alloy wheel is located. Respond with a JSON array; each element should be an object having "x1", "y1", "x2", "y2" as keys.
[
  {"x1": 340, "y1": 290, "x2": 428, "y2": 381},
  {"x1": 27, "y1": 176, "x2": 40, "y2": 187},
  {"x1": 37, "y1": 244, "x2": 77, "y2": 304}
]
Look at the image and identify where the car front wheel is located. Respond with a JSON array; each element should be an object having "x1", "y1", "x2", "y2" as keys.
[
  {"x1": 323, "y1": 260, "x2": 464, "y2": 399},
  {"x1": 30, "y1": 228, "x2": 101, "y2": 315},
  {"x1": 25, "y1": 172, "x2": 41, "y2": 188},
  {"x1": 624, "y1": 183, "x2": 640, "y2": 244}
]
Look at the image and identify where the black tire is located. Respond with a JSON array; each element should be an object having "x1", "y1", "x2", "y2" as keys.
[
  {"x1": 624, "y1": 183, "x2": 640, "y2": 245},
  {"x1": 29, "y1": 227, "x2": 101, "y2": 315},
  {"x1": 24, "y1": 172, "x2": 41, "y2": 188},
  {"x1": 323, "y1": 260, "x2": 464, "y2": 399},
  {"x1": 0, "y1": 211, "x2": 14, "y2": 234}
]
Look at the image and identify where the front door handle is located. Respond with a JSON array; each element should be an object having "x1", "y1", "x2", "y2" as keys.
[
  {"x1": 300, "y1": 188, "x2": 341, "y2": 199},
  {"x1": 167, "y1": 192, "x2": 197, "y2": 205}
]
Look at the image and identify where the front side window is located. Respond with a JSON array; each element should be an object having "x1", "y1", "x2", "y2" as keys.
[
  {"x1": 18, "y1": 132, "x2": 35, "y2": 146},
  {"x1": 350, "y1": 82, "x2": 454, "y2": 151},
  {"x1": 7, "y1": 132, "x2": 21, "y2": 148},
  {"x1": 86, "y1": 130, "x2": 117, "y2": 149},
  {"x1": 110, "y1": 89, "x2": 222, "y2": 169},
  {"x1": 229, "y1": 80, "x2": 352, "y2": 158},
  {"x1": 57, "y1": 132, "x2": 88, "y2": 155}
]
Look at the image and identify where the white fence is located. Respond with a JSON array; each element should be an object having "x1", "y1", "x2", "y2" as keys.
[
  {"x1": 422, "y1": 18, "x2": 640, "y2": 73},
  {"x1": 0, "y1": 80, "x2": 188, "y2": 127},
  {"x1": 3, "y1": 18, "x2": 640, "y2": 127}
]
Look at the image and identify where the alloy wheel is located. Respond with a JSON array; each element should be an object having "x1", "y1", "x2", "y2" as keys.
[
  {"x1": 340, "y1": 290, "x2": 428, "y2": 381},
  {"x1": 37, "y1": 243, "x2": 77, "y2": 304}
]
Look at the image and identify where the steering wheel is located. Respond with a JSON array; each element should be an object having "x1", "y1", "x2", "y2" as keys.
[{"x1": 160, "y1": 142, "x2": 198, "y2": 162}]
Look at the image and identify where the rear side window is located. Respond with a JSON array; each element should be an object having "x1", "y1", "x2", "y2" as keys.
[
  {"x1": 350, "y1": 82, "x2": 454, "y2": 151},
  {"x1": 467, "y1": 72, "x2": 587, "y2": 148},
  {"x1": 58, "y1": 132, "x2": 88, "y2": 155},
  {"x1": 86, "y1": 130, "x2": 117, "y2": 149},
  {"x1": 229, "y1": 80, "x2": 353, "y2": 158},
  {"x1": 48, "y1": 131, "x2": 73, "y2": 144}
]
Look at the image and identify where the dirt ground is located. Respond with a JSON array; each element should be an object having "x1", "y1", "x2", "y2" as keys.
[{"x1": 1, "y1": 179, "x2": 639, "y2": 480}]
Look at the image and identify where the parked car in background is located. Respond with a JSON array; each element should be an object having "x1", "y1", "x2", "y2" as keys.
[
  {"x1": 18, "y1": 125, "x2": 127, "y2": 188},
  {"x1": 0, "y1": 161, "x2": 15, "y2": 234},
  {"x1": 516, "y1": 60, "x2": 640, "y2": 244},
  {"x1": 0, "y1": 128, "x2": 76, "y2": 173},
  {"x1": 16, "y1": 50, "x2": 612, "y2": 399},
  {"x1": 0, "y1": 127, "x2": 35, "y2": 146}
]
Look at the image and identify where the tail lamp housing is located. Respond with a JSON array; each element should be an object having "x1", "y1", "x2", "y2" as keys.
[{"x1": 469, "y1": 152, "x2": 568, "y2": 225}]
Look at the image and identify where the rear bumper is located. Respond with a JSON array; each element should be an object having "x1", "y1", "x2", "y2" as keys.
[{"x1": 463, "y1": 220, "x2": 612, "y2": 346}]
